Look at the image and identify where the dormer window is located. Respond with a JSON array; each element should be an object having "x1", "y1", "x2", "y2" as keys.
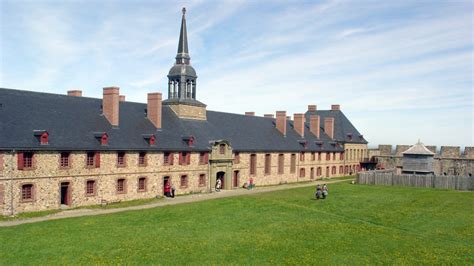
[
  {"x1": 347, "y1": 133, "x2": 353, "y2": 140},
  {"x1": 359, "y1": 134, "x2": 364, "y2": 139},
  {"x1": 315, "y1": 141, "x2": 323, "y2": 147},
  {"x1": 142, "y1": 134, "x2": 156, "y2": 146},
  {"x1": 298, "y1": 140, "x2": 308, "y2": 149},
  {"x1": 182, "y1": 136, "x2": 195, "y2": 147},
  {"x1": 101, "y1": 134, "x2": 108, "y2": 145},
  {"x1": 33, "y1": 130, "x2": 49, "y2": 145}
]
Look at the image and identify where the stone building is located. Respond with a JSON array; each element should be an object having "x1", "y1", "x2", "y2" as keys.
[{"x1": 0, "y1": 9, "x2": 368, "y2": 215}]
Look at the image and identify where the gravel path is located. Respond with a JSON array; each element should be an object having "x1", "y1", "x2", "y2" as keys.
[{"x1": 0, "y1": 179, "x2": 350, "y2": 227}]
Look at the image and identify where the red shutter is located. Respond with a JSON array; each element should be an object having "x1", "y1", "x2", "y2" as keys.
[
  {"x1": 95, "y1": 152, "x2": 101, "y2": 168},
  {"x1": 17, "y1": 152, "x2": 24, "y2": 170},
  {"x1": 186, "y1": 153, "x2": 191, "y2": 165},
  {"x1": 179, "y1": 152, "x2": 183, "y2": 165},
  {"x1": 169, "y1": 153, "x2": 174, "y2": 165},
  {"x1": 205, "y1": 152, "x2": 209, "y2": 164}
]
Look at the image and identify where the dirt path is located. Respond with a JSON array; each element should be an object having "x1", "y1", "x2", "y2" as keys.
[{"x1": 0, "y1": 179, "x2": 350, "y2": 227}]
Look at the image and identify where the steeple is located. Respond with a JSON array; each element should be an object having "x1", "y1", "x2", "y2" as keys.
[
  {"x1": 176, "y1": 7, "x2": 190, "y2": 64},
  {"x1": 163, "y1": 7, "x2": 206, "y2": 120}
]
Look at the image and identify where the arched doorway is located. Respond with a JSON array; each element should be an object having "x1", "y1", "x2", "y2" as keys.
[
  {"x1": 233, "y1": 171, "x2": 240, "y2": 188},
  {"x1": 216, "y1": 171, "x2": 225, "y2": 189}
]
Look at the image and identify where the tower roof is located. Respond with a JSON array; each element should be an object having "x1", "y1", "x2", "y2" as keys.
[
  {"x1": 176, "y1": 7, "x2": 190, "y2": 62},
  {"x1": 402, "y1": 140, "x2": 435, "y2": 155}
]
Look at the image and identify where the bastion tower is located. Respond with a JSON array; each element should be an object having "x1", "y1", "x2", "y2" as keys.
[{"x1": 163, "y1": 7, "x2": 207, "y2": 120}]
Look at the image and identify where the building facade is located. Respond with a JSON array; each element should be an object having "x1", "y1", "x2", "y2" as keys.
[{"x1": 0, "y1": 9, "x2": 368, "y2": 215}]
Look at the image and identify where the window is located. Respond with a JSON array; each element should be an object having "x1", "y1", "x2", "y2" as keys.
[
  {"x1": 264, "y1": 154, "x2": 271, "y2": 175},
  {"x1": 234, "y1": 152, "x2": 240, "y2": 164},
  {"x1": 339, "y1": 166, "x2": 344, "y2": 174},
  {"x1": 299, "y1": 168, "x2": 305, "y2": 178},
  {"x1": 21, "y1": 184, "x2": 34, "y2": 201},
  {"x1": 278, "y1": 154, "x2": 284, "y2": 174},
  {"x1": 326, "y1": 166, "x2": 330, "y2": 177},
  {"x1": 101, "y1": 133, "x2": 108, "y2": 145},
  {"x1": 86, "y1": 180, "x2": 96, "y2": 196},
  {"x1": 138, "y1": 152, "x2": 147, "y2": 166},
  {"x1": 149, "y1": 135, "x2": 156, "y2": 146},
  {"x1": 290, "y1": 154, "x2": 296, "y2": 173},
  {"x1": 180, "y1": 152, "x2": 191, "y2": 165},
  {"x1": 340, "y1": 152, "x2": 344, "y2": 160},
  {"x1": 332, "y1": 166, "x2": 337, "y2": 175},
  {"x1": 219, "y1": 144, "x2": 226, "y2": 154},
  {"x1": 117, "y1": 152, "x2": 126, "y2": 167},
  {"x1": 199, "y1": 174, "x2": 206, "y2": 187},
  {"x1": 18, "y1": 152, "x2": 34, "y2": 170},
  {"x1": 60, "y1": 152, "x2": 70, "y2": 168},
  {"x1": 318, "y1": 152, "x2": 321, "y2": 161},
  {"x1": 300, "y1": 152, "x2": 305, "y2": 161},
  {"x1": 40, "y1": 132, "x2": 49, "y2": 145},
  {"x1": 180, "y1": 175, "x2": 188, "y2": 188},
  {"x1": 311, "y1": 152, "x2": 316, "y2": 161},
  {"x1": 117, "y1": 179, "x2": 126, "y2": 193},
  {"x1": 164, "y1": 152, "x2": 174, "y2": 165},
  {"x1": 199, "y1": 152, "x2": 209, "y2": 165},
  {"x1": 86, "y1": 152, "x2": 100, "y2": 168},
  {"x1": 138, "y1": 177, "x2": 147, "y2": 192},
  {"x1": 250, "y1": 154, "x2": 257, "y2": 175},
  {"x1": 326, "y1": 153, "x2": 330, "y2": 161},
  {"x1": 317, "y1": 167, "x2": 322, "y2": 176},
  {"x1": 310, "y1": 167, "x2": 314, "y2": 179},
  {"x1": 333, "y1": 153, "x2": 336, "y2": 161}
]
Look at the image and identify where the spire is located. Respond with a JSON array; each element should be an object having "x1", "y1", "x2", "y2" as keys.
[{"x1": 176, "y1": 7, "x2": 190, "y2": 64}]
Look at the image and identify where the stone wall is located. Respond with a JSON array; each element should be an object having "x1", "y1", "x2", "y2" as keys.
[{"x1": 370, "y1": 144, "x2": 474, "y2": 177}]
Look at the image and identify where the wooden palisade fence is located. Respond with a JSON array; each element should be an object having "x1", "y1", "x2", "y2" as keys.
[{"x1": 357, "y1": 170, "x2": 474, "y2": 191}]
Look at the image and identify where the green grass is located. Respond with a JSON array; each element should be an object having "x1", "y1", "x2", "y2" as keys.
[
  {"x1": 1, "y1": 183, "x2": 473, "y2": 264},
  {"x1": 0, "y1": 209, "x2": 62, "y2": 221},
  {"x1": 75, "y1": 197, "x2": 162, "y2": 210}
]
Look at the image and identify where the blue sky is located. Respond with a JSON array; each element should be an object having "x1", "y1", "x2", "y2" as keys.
[{"x1": 1, "y1": 0, "x2": 473, "y2": 148}]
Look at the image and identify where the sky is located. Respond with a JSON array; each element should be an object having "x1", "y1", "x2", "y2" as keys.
[{"x1": 1, "y1": 0, "x2": 473, "y2": 148}]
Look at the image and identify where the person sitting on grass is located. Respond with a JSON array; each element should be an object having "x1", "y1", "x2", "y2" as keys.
[
  {"x1": 322, "y1": 184, "x2": 328, "y2": 199},
  {"x1": 315, "y1": 184, "x2": 322, "y2": 200}
]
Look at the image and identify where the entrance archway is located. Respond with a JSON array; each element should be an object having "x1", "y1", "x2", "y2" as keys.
[{"x1": 216, "y1": 171, "x2": 225, "y2": 189}]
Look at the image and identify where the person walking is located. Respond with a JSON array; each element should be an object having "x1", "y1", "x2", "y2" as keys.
[
  {"x1": 215, "y1": 178, "x2": 222, "y2": 192},
  {"x1": 315, "y1": 184, "x2": 322, "y2": 200},
  {"x1": 322, "y1": 184, "x2": 328, "y2": 199}
]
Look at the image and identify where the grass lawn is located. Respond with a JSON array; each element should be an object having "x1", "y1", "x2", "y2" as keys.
[{"x1": 1, "y1": 183, "x2": 473, "y2": 264}]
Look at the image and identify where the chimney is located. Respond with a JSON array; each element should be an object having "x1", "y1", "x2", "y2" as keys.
[
  {"x1": 310, "y1": 115, "x2": 320, "y2": 138},
  {"x1": 286, "y1": 116, "x2": 291, "y2": 120},
  {"x1": 147, "y1": 92, "x2": 162, "y2": 129},
  {"x1": 119, "y1": 95, "x2": 126, "y2": 102},
  {"x1": 331, "y1": 104, "x2": 340, "y2": 111},
  {"x1": 264, "y1": 114, "x2": 274, "y2": 118},
  {"x1": 324, "y1": 117, "x2": 334, "y2": 139},
  {"x1": 276, "y1": 111, "x2": 287, "y2": 136},
  {"x1": 245, "y1": 112, "x2": 255, "y2": 116},
  {"x1": 308, "y1": 105, "x2": 317, "y2": 112},
  {"x1": 67, "y1": 90, "x2": 82, "y2": 97},
  {"x1": 293, "y1": 113, "x2": 305, "y2": 137},
  {"x1": 103, "y1": 87, "x2": 120, "y2": 126}
]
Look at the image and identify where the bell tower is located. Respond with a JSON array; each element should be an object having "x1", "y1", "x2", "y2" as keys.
[{"x1": 163, "y1": 7, "x2": 207, "y2": 120}]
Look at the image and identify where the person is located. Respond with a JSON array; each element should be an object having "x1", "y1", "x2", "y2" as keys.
[
  {"x1": 171, "y1": 182, "x2": 176, "y2": 198},
  {"x1": 215, "y1": 178, "x2": 222, "y2": 192},
  {"x1": 164, "y1": 181, "x2": 171, "y2": 197},
  {"x1": 322, "y1": 184, "x2": 328, "y2": 199},
  {"x1": 315, "y1": 184, "x2": 322, "y2": 200},
  {"x1": 249, "y1": 177, "x2": 254, "y2": 190}
]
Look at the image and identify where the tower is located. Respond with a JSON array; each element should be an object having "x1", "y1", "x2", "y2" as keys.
[{"x1": 163, "y1": 7, "x2": 207, "y2": 120}]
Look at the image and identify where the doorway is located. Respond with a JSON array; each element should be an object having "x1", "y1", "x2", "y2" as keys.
[
  {"x1": 216, "y1": 171, "x2": 225, "y2": 189},
  {"x1": 233, "y1": 171, "x2": 240, "y2": 188},
  {"x1": 60, "y1": 182, "x2": 71, "y2": 206},
  {"x1": 163, "y1": 176, "x2": 170, "y2": 194},
  {"x1": 310, "y1": 167, "x2": 314, "y2": 179}
]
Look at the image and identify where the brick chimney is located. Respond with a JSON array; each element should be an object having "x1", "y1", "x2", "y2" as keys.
[
  {"x1": 310, "y1": 115, "x2": 320, "y2": 138},
  {"x1": 276, "y1": 111, "x2": 287, "y2": 136},
  {"x1": 331, "y1": 104, "x2": 340, "y2": 111},
  {"x1": 324, "y1": 117, "x2": 334, "y2": 139},
  {"x1": 245, "y1": 112, "x2": 255, "y2": 116},
  {"x1": 67, "y1": 90, "x2": 82, "y2": 97},
  {"x1": 119, "y1": 95, "x2": 126, "y2": 102},
  {"x1": 147, "y1": 92, "x2": 162, "y2": 129},
  {"x1": 103, "y1": 87, "x2": 120, "y2": 126},
  {"x1": 264, "y1": 114, "x2": 274, "y2": 118},
  {"x1": 308, "y1": 105, "x2": 317, "y2": 112},
  {"x1": 293, "y1": 113, "x2": 305, "y2": 137}
]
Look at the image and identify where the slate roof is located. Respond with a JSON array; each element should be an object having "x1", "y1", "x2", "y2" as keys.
[
  {"x1": 0, "y1": 88, "x2": 366, "y2": 152},
  {"x1": 402, "y1": 141, "x2": 435, "y2": 155}
]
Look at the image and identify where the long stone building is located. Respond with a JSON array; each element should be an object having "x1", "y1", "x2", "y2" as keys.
[{"x1": 0, "y1": 9, "x2": 368, "y2": 215}]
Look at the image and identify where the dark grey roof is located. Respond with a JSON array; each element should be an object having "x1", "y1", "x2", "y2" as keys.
[
  {"x1": 305, "y1": 110, "x2": 368, "y2": 144},
  {"x1": 167, "y1": 64, "x2": 197, "y2": 78},
  {"x1": 0, "y1": 88, "x2": 365, "y2": 152},
  {"x1": 176, "y1": 8, "x2": 189, "y2": 59}
]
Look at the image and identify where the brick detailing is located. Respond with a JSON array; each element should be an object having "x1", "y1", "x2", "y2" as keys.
[
  {"x1": 324, "y1": 117, "x2": 334, "y2": 139},
  {"x1": 308, "y1": 105, "x2": 317, "y2": 112},
  {"x1": 331, "y1": 104, "x2": 340, "y2": 111},
  {"x1": 310, "y1": 115, "x2": 320, "y2": 138},
  {"x1": 67, "y1": 90, "x2": 82, "y2": 97},
  {"x1": 293, "y1": 113, "x2": 305, "y2": 138},
  {"x1": 276, "y1": 111, "x2": 287, "y2": 136},
  {"x1": 103, "y1": 87, "x2": 120, "y2": 126},
  {"x1": 147, "y1": 93, "x2": 162, "y2": 129}
]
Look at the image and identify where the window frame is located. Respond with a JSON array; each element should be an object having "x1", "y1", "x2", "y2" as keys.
[
  {"x1": 137, "y1": 177, "x2": 147, "y2": 192},
  {"x1": 85, "y1": 179, "x2": 97, "y2": 196},
  {"x1": 198, "y1": 174, "x2": 206, "y2": 187},
  {"x1": 250, "y1": 154, "x2": 257, "y2": 176},
  {"x1": 117, "y1": 152, "x2": 126, "y2": 167},
  {"x1": 20, "y1": 183, "x2": 35, "y2": 202},
  {"x1": 116, "y1": 178, "x2": 127, "y2": 194},
  {"x1": 180, "y1": 175, "x2": 188, "y2": 188},
  {"x1": 264, "y1": 154, "x2": 271, "y2": 175},
  {"x1": 138, "y1": 152, "x2": 147, "y2": 167},
  {"x1": 59, "y1": 152, "x2": 71, "y2": 169}
]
